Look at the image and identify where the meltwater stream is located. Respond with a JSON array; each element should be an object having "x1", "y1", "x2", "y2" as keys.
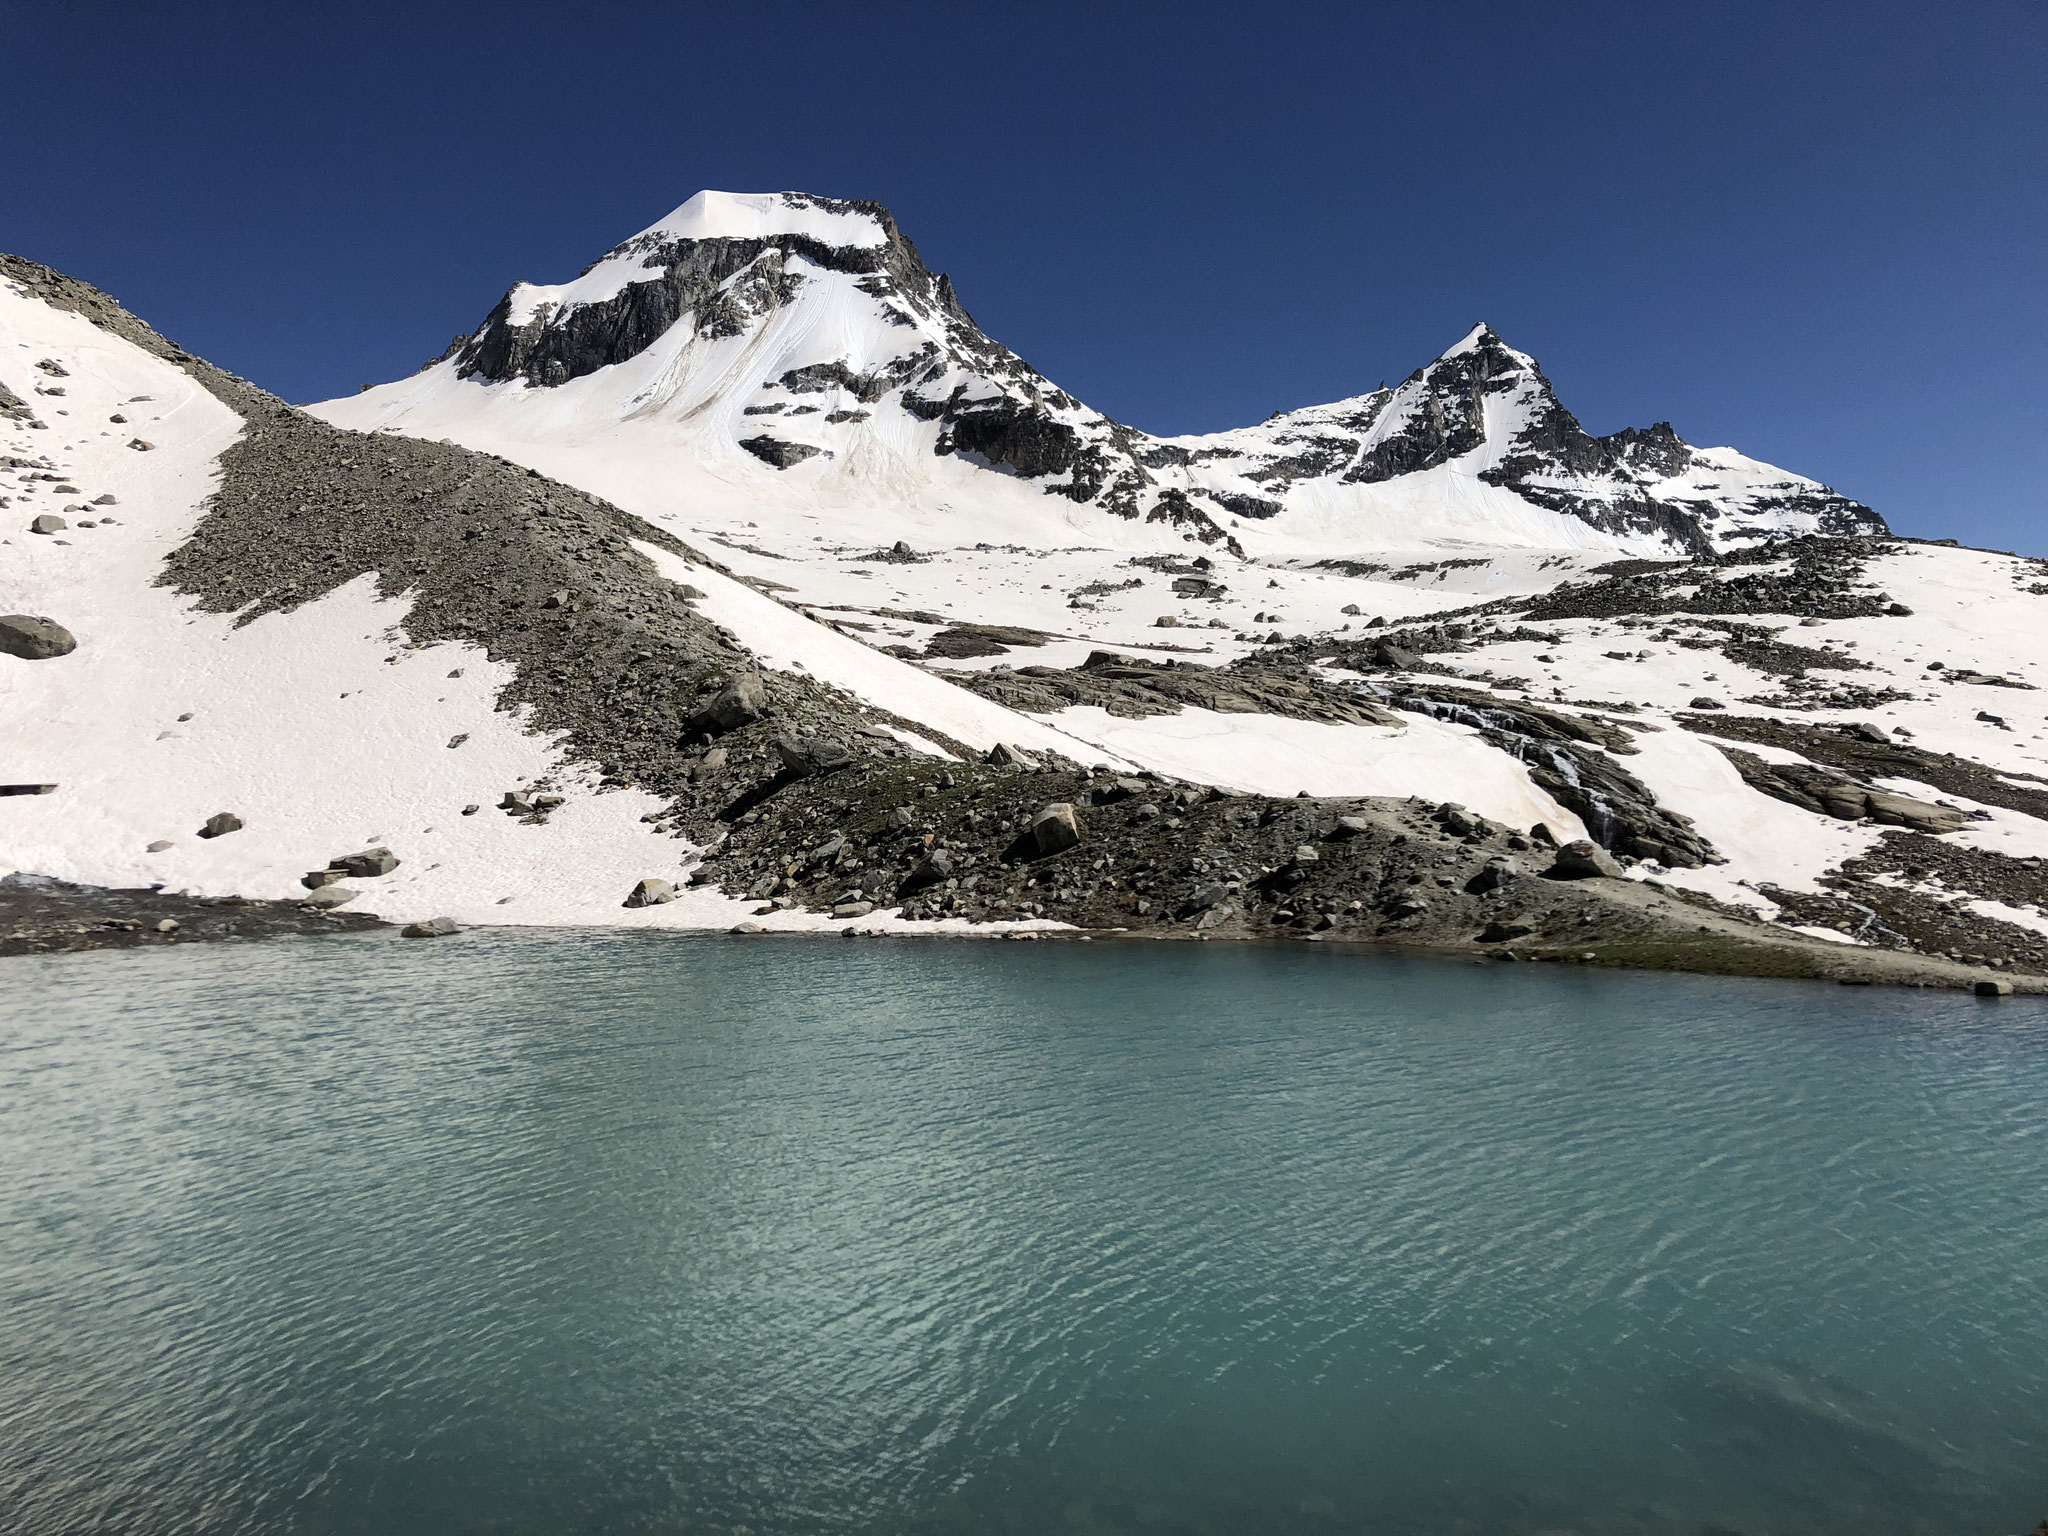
[{"x1": 1, "y1": 932, "x2": 2042, "y2": 1535}]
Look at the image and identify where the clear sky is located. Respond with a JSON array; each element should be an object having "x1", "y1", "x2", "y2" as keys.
[{"x1": 4, "y1": 1, "x2": 2041, "y2": 552}]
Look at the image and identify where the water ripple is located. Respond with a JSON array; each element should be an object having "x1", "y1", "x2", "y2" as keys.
[{"x1": 2, "y1": 933, "x2": 2044, "y2": 1534}]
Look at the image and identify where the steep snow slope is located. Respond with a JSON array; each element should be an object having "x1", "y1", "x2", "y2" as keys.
[{"x1": 0, "y1": 273, "x2": 776, "y2": 929}]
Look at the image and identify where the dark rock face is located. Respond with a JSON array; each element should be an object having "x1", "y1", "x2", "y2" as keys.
[
  {"x1": 1713, "y1": 745, "x2": 1970, "y2": 834},
  {"x1": 738, "y1": 435, "x2": 826, "y2": 469},
  {"x1": 0, "y1": 614, "x2": 76, "y2": 659},
  {"x1": 1374, "y1": 684, "x2": 1717, "y2": 868}
]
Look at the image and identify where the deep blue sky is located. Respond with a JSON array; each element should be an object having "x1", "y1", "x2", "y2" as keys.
[{"x1": 4, "y1": 1, "x2": 2041, "y2": 552}]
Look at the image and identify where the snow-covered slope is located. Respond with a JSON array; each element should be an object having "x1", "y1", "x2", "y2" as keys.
[{"x1": 328, "y1": 190, "x2": 1882, "y2": 562}]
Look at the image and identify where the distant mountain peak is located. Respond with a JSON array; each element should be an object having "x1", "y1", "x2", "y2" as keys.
[{"x1": 389, "y1": 189, "x2": 1883, "y2": 554}]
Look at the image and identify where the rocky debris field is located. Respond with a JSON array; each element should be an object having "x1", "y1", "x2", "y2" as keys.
[
  {"x1": 672, "y1": 744, "x2": 2036, "y2": 989},
  {"x1": 0, "y1": 873, "x2": 382, "y2": 957}
]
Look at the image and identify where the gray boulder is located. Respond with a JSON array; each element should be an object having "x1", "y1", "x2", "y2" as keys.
[
  {"x1": 302, "y1": 868, "x2": 345, "y2": 889},
  {"x1": 774, "y1": 734, "x2": 852, "y2": 776},
  {"x1": 197, "y1": 811, "x2": 243, "y2": 839},
  {"x1": 688, "y1": 672, "x2": 767, "y2": 735},
  {"x1": 623, "y1": 877, "x2": 678, "y2": 908},
  {"x1": 832, "y1": 900, "x2": 875, "y2": 919},
  {"x1": 1029, "y1": 803, "x2": 1082, "y2": 856},
  {"x1": 401, "y1": 916, "x2": 460, "y2": 938},
  {"x1": 1466, "y1": 860, "x2": 1518, "y2": 894},
  {"x1": 1546, "y1": 840, "x2": 1624, "y2": 880},
  {"x1": 301, "y1": 885, "x2": 358, "y2": 909},
  {"x1": 897, "y1": 848, "x2": 955, "y2": 897},
  {"x1": 1181, "y1": 882, "x2": 1228, "y2": 916},
  {"x1": 333, "y1": 847, "x2": 400, "y2": 877},
  {"x1": 0, "y1": 614, "x2": 77, "y2": 660},
  {"x1": 29, "y1": 514, "x2": 65, "y2": 534}
]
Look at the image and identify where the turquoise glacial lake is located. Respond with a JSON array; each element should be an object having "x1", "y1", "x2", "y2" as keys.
[{"x1": 1, "y1": 932, "x2": 2043, "y2": 1535}]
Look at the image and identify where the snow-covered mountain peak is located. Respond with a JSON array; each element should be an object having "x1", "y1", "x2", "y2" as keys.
[
  {"x1": 639, "y1": 189, "x2": 892, "y2": 247},
  {"x1": 337, "y1": 190, "x2": 1884, "y2": 559}
]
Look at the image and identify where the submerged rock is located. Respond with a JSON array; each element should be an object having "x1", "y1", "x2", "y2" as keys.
[{"x1": 401, "y1": 915, "x2": 460, "y2": 938}]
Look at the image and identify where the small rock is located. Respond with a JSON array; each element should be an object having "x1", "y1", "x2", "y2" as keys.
[
  {"x1": 1154, "y1": 615, "x2": 1179, "y2": 628},
  {"x1": 1029, "y1": 802, "x2": 1082, "y2": 856},
  {"x1": 29, "y1": 513, "x2": 66, "y2": 534},
  {"x1": 832, "y1": 900, "x2": 875, "y2": 919},
  {"x1": 401, "y1": 916, "x2": 460, "y2": 938},
  {"x1": 301, "y1": 868, "x2": 345, "y2": 889},
  {"x1": 302, "y1": 885, "x2": 358, "y2": 909},
  {"x1": 0, "y1": 614, "x2": 77, "y2": 659},
  {"x1": 1545, "y1": 840, "x2": 1623, "y2": 880},
  {"x1": 154, "y1": 918, "x2": 179, "y2": 934},
  {"x1": 730, "y1": 921, "x2": 766, "y2": 934},
  {"x1": 985, "y1": 741, "x2": 1041, "y2": 769},
  {"x1": 1689, "y1": 696, "x2": 1725, "y2": 710},
  {"x1": 1341, "y1": 604, "x2": 1362, "y2": 616},
  {"x1": 1478, "y1": 921, "x2": 1535, "y2": 943},
  {"x1": 126, "y1": 439, "x2": 154, "y2": 452},
  {"x1": 197, "y1": 811, "x2": 243, "y2": 839},
  {"x1": 145, "y1": 839, "x2": 173, "y2": 852},
  {"x1": 623, "y1": 877, "x2": 678, "y2": 908},
  {"x1": 1327, "y1": 814, "x2": 1373, "y2": 838},
  {"x1": 1182, "y1": 882, "x2": 1228, "y2": 916},
  {"x1": 1846, "y1": 722, "x2": 1891, "y2": 744},
  {"x1": 332, "y1": 847, "x2": 399, "y2": 877},
  {"x1": 461, "y1": 804, "x2": 480, "y2": 816}
]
